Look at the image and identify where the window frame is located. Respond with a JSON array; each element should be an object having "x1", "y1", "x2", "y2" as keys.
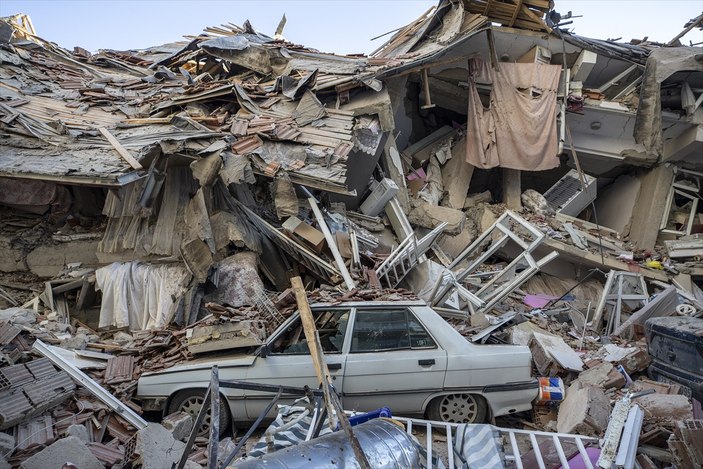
[
  {"x1": 266, "y1": 307, "x2": 352, "y2": 356},
  {"x1": 348, "y1": 307, "x2": 439, "y2": 354}
]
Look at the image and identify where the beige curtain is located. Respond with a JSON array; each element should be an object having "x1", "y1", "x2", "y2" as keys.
[{"x1": 465, "y1": 58, "x2": 561, "y2": 171}]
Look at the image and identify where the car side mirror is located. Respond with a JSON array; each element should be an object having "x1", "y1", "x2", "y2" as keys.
[{"x1": 258, "y1": 344, "x2": 270, "y2": 358}]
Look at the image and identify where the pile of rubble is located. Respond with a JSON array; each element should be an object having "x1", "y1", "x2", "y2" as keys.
[{"x1": 1, "y1": 1, "x2": 703, "y2": 467}]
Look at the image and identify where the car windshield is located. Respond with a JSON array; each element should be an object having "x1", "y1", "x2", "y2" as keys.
[{"x1": 269, "y1": 309, "x2": 350, "y2": 354}]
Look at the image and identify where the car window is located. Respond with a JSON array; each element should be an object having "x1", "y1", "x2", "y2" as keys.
[
  {"x1": 351, "y1": 309, "x2": 436, "y2": 353},
  {"x1": 269, "y1": 309, "x2": 350, "y2": 355}
]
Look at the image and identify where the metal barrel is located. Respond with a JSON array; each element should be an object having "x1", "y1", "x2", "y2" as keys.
[{"x1": 230, "y1": 418, "x2": 420, "y2": 468}]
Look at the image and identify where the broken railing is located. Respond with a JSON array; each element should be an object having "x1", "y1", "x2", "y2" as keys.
[
  {"x1": 375, "y1": 221, "x2": 448, "y2": 288},
  {"x1": 366, "y1": 414, "x2": 599, "y2": 469},
  {"x1": 430, "y1": 211, "x2": 558, "y2": 315}
]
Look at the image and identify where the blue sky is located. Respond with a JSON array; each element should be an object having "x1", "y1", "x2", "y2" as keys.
[{"x1": 1, "y1": 1, "x2": 701, "y2": 53}]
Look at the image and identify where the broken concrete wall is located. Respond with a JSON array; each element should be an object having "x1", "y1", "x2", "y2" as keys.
[
  {"x1": 594, "y1": 174, "x2": 641, "y2": 234},
  {"x1": 628, "y1": 164, "x2": 675, "y2": 250}
]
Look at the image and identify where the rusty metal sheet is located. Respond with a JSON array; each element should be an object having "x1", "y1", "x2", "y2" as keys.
[
  {"x1": 87, "y1": 442, "x2": 124, "y2": 466},
  {"x1": 105, "y1": 355, "x2": 135, "y2": 384},
  {"x1": 0, "y1": 322, "x2": 20, "y2": 345},
  {"x1": 16, "y1": 414, "x2": 54, "y2": 450}
]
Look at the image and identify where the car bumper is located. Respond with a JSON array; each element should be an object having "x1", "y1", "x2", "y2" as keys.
[{"x1": 482, "y1": 379, "x2": 539, "y2": 417}]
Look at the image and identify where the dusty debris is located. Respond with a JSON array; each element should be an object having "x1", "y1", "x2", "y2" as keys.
[{"x1": 0, "y1": 1, "x2": 702, "y2": 466}]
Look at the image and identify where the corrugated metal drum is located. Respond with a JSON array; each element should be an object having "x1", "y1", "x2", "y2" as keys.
[{"x1": 231, "y1": 418, "x2": 420, "y2": 468}]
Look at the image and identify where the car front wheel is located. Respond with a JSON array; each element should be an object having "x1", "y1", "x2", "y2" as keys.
[
  {"x1": 427, "y1": 393, "x2": 487, "y2": 424},
  {"x1": 168, "y1": 389, "x2": 232, "y2": 436}
]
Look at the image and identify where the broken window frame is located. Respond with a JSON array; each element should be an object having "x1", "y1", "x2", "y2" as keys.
[
  {"x1": 591, "y1": 270, "x2": 650, "y2": 335},
  {"x1": 375, "y1": 221, "x2": 447, "y2": 288},
  {"x1": 350, "y1": 309, "x2": 437, "y2": 353},
  {"x1": 659, "y1": 167, "x2": 702, "y2": 236},
  {"x1": 269, "y1": 309, "x2": 351, "y2": 355},
  {"x1": 430, "y1": 211, "x2": 558, "y2": 315}
]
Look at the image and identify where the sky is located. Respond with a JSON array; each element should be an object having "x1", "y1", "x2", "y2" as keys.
[{"x1": 1, "y1": 1, "x2": 701, "y2": 54}]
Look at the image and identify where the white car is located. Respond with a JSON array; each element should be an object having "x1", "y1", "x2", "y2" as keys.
[{"x1": 137, "y1": 300, "x2": 538, "y2": 430}]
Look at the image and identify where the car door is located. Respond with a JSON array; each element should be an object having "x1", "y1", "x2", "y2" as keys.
[
  {"x1": 341, "y1": 307, "x2": 447, "y2": 416},
  {"x1": 243, "y1": 308, "x2": 350, "y2": 420}
]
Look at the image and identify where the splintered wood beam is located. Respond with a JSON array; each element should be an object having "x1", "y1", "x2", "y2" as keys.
[
  {"x1": 98, "y1": 127, "x2": 143, "y2": 170},
  {"x1": 421, "y1": 68, "x2": 436, "y2": 110},
  {"x1": 483, "y1": 0, "x2": 495, "y2": 16},
  {"x1": 290, "y1": 276, "x2": 336, "y2": 428},
  {"x1": 519, "y1": 3, "x2": 551, "y2": 32},
  {"x1": 509, "y1": 0, "x2": 524, "y2": 27},
  {"x1": 307, "y1": 196, "x2": 356, "y2": 290},
  {"x1": 667, "y1": 13, "x2": 703, "y2": 46}
]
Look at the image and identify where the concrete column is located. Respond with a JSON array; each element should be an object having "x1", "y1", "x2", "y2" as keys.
[
  {"x1": 628, "y1": 164, "x2": 675, "y2": 251},
  {"x1": 502, "y1": 168, "x2": 522, "y2": 210}
]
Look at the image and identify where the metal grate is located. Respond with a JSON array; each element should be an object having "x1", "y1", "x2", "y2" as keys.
[
  {"x1": 254, "y1": 286, "x2": 286, "y2": 328},
  {"x1": 544, "y1": 174, "x2": 582, "y2": 209}
]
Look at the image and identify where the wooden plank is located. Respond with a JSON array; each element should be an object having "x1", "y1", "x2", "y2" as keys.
[
  {"x1": 97, "y1": 127, "x2": 143, "y2": 170},
  {"x1": 290, "y1": 276, "x2": 336, "y2": 428},
  {"x1": 509, "y1": 0, "x2": 524, "y2": 26},
  {"x1": 308, "y1": 197, "x2": 356, "y2": 290}
]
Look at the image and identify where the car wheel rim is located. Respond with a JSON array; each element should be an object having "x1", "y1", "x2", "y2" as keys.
[
  {"x1": 180, "y1": 396, "x2": 210, "y2": 433},
  {"x1": 438, "y1": 394, "x2": 478, "y2": 423}
]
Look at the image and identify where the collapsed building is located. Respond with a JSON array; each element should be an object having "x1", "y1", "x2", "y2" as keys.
[{"x1": 0, "y1": 1, "x2": 703, "y2": 467}]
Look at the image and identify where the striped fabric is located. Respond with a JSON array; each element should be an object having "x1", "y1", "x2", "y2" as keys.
[
  {"x1": 453, "y1": 424, "x2": 505, "y2": 469},
  {"x1": 246, "y1": 400, "x2": 332, "y2": 459}
]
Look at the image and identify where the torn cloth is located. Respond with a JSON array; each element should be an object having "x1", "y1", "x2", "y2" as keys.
[
  {"x1": 465, "y1": 58, "x2": 561, "y2": 171},
  {"x1": 96, "y1": 262, "x2": 190, "y2": 331}
]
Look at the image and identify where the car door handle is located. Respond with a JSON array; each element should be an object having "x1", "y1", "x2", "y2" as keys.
[
  {"x1": 418, "y1": 359, "x2": 435, "y2": 366},
  {"x1": 328, "y1": 363, "x2": 342, "y2": 371}
]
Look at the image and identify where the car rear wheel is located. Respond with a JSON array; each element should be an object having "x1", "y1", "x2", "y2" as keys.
[
  {"x1": 168, "y1": 389, "x2": 232, "y2": 436},
  {"x1": 427, "y1": 393, "x2": 487, "y2": 424}
]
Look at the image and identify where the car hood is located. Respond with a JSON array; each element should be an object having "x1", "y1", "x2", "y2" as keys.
[{"x1": 140, "y1": 353, "x2": 256, "y2": 378}]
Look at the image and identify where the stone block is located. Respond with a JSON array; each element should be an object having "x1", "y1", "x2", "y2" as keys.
[
  {"x1": 557, "y1": 382, "x2": 610, "y2": 436},
  {"x1": 133, "y1": 423, "x2": 185, "y2": 469},
  {"x1": 637, "y1": 393, "x2": 693, "y2": 426},
  {"x1": 674, "y1": 420, "x2": 703, "y2": 467},
  {"x1": 66, "y1": 424, "x2": 90, "y2": 443},
  {"x1": 20, "y1": 436, "x2": 102, "y2": 469},
  {"x1": 162, "y1": 412, "x2": 193, "y2": 442},
  {"x1": 408, "y1": 202, "x2": 466, "y2": 235},
  {"x1": 573, "y1": 361, "x2": 625, "y2": 390}
]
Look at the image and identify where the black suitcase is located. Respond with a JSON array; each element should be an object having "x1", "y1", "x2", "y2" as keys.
[{"x1": 645, "y1": 316, "x2": 703, "y2": 401}]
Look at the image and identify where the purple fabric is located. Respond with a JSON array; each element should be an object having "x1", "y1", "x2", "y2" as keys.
[
  {"x1": 524, "y1": 293, "x2": 558, "y2": 308},
  {"x1": 560, "y1": 447, "x2": 601, "y2": 469}
]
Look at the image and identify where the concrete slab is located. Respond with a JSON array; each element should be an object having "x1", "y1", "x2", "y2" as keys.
[
  {"x1": 133, "y1": 423, "x2": 186, "y2": 469},
  {"x1": 20, "y1": 436, "x2": 102, "y2": 469}
]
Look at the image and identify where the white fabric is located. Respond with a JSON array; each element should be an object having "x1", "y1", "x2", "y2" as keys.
[{"x1": 96, "y1": 262, "x2": 190, "y2": 331}]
